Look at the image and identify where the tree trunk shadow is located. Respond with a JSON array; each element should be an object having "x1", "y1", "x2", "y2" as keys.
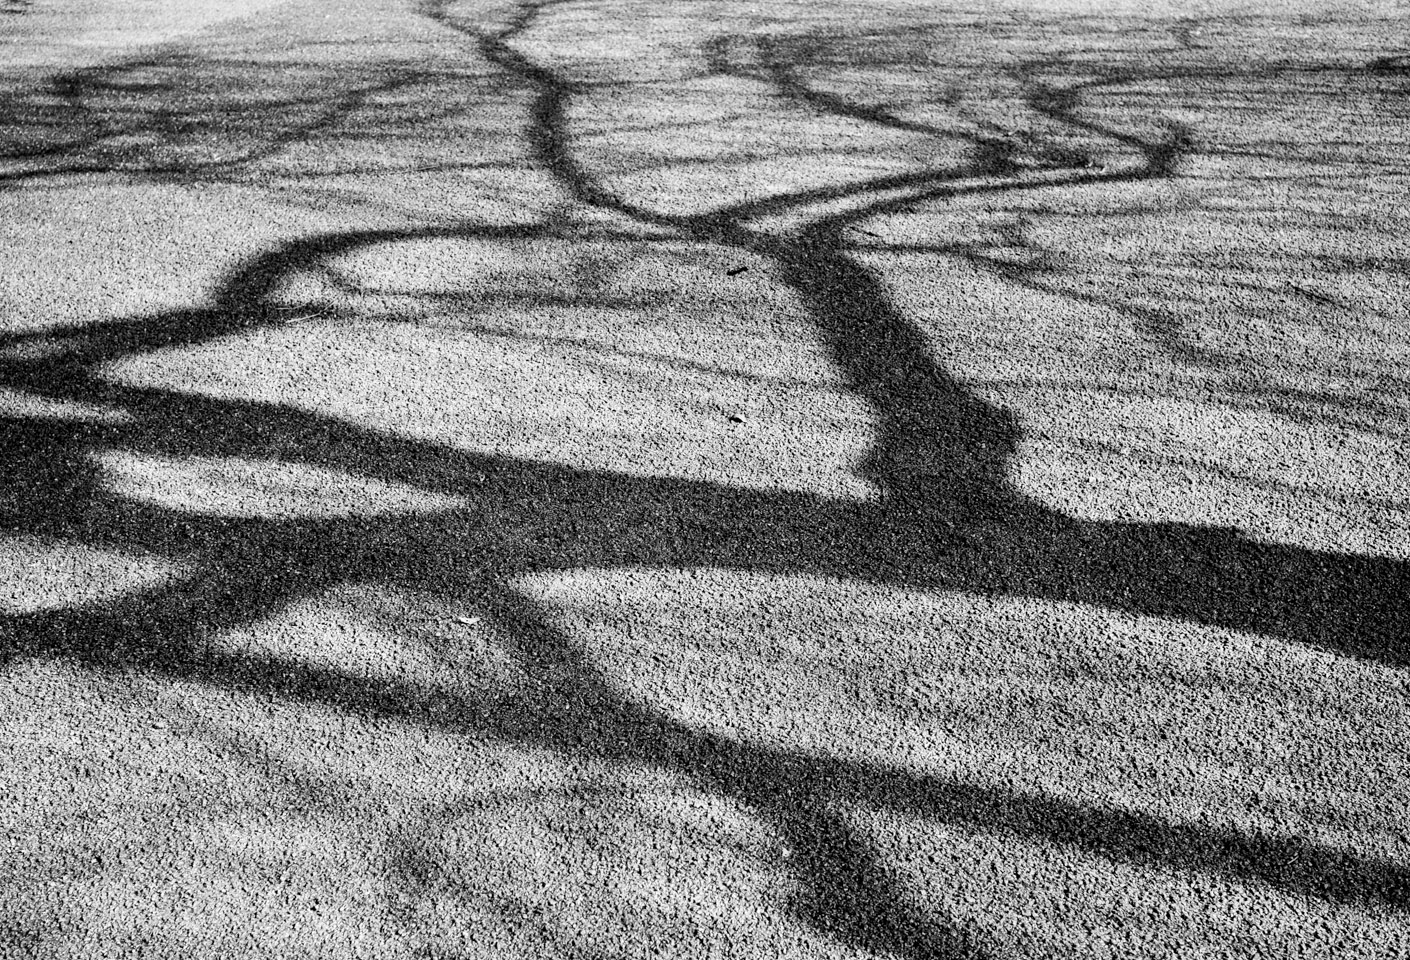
[{"x1": 1, "y1": 1, "x2": 1406, "y2": 954}]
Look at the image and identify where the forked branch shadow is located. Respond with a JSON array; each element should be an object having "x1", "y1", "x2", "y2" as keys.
[{"x1": 1, "y1": 0, "x2": 1407, "y2": 954}]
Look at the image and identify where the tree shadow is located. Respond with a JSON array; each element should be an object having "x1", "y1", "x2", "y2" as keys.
[
  {"x1": 2, "y1": 2, "x2": 1408, "y2": 956},
  {"x1": 0, "y1": 50, "x2": 517, "y2": 192}
]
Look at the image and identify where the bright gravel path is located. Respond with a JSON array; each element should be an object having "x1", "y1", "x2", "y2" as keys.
[{"x1": 1, "y1": 0, "x2": 1408, "y2": 957}]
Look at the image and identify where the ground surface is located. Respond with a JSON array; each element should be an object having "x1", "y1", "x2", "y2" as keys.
[{"x1": 1, "y1": 0, "x2": 1408, "y2": 957}]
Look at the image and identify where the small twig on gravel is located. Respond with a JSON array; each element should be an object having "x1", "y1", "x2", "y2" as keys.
[{"x1": 265, "y1": 305, "x2": 330, "y2": 322}]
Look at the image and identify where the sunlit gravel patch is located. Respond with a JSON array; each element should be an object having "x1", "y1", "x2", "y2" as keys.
[
  {"x1": 90, "y1": 451, "x2": 467, "y2": 520},
  {"x1": 102, "y1": 313, "x2": 878, "y2": 502},
  {"x1": 0, "y1": 535, "x2": 186, "y2": 615}
]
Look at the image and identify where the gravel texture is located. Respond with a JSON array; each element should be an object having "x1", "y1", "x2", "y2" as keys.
[{"x1": 1, "y1": 0, "x2": 1408, "y2": 957}]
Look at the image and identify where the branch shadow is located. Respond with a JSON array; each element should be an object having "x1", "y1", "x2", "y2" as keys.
[{"x1": 3, "y1": 2, "x2": 1408, "y2": 956}]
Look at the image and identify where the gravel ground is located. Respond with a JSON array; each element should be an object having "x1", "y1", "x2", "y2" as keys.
[{"x1": 1, "y1": 0, "x2": 1408, "y2": 957}]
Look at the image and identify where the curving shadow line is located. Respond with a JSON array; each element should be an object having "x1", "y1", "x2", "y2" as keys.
[
  {"x1": 752, "y1": 31, "x2": 1024, "y2": 177},
  {"x1": 396, "y1": 3, "x2": 1410, "y2": 939},
  {"x1": 475, "y1": 585, "x2": 1410, "y2": 916},
  {"x1": 0, "y1": 54, "x2": 453, "y2": 189},
  {"x1": 473, "y1": 582, "x2": 989, "y2": 960},
  {"x1": 3, "y1": 3, "x2": 1408, "y2": 953},
  {"x1": 640, "y1": 25, "x2": 1408, "y2": 662},
  {"x1": 6, "y1": 559, "x2": 1408, "y2": 918},
  {"x1": 4, "y1": 297, "x2": 1408, "y2": 913},
  {"x1": 748, "y1": 31, "x2": 1252, "y2": 371},
  {"x1": 2, "y1": 378, "x2": 1406, "y2": 959},
  {"x1": 10, "y1": 329, "x2": 1404, "y2": 671},
  {"x1": 1368, "y1": 54, "x2": 1410, "y2": 76}
]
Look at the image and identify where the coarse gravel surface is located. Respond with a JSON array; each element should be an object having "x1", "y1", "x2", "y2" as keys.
[{"x1": 1, "y1": 0, "x2": 1408, "y2": 957}]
